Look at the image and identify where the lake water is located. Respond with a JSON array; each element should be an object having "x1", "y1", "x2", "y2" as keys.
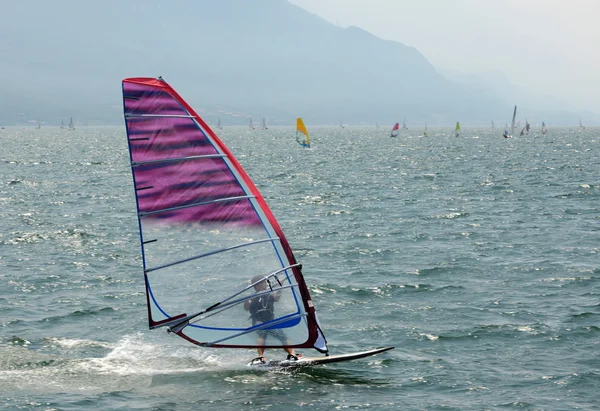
[{"x1": 1, "y1": 125, "x2": 598, "y2": 410}]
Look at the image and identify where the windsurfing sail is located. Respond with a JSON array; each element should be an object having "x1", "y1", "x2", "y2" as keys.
[
  {"x1": 296, "y1": 117, "x2": 310, "y2": 148},
  {"x1": 579, "y1": 119, "x2": 585, "y2": 130},
  {"x1": 510, "y1": 105, "x2": 517, "y2": 137},
  {"x1": 402, "y1": 118, "x2": 408, "y2": 130},
  {"x1": 68, "y1": 117, "x2": 75, "y2": 131},
  {"x1": 491, "y1": 121, "x2": 496, "y2": 130},
  {"x1": 121, "y1": 77, "x2": 327, "y2": 353},
  {"x1": 216, "y1": 119, "x2": 222, "y2": 130},
  {"x1": 249, "y1": 118, "x2": 255, "y2": 130},
  {"x1": 60, "y1": 119, "x2": 65, "y2": 129},
  {"x1": 376, "y1": 122, "x2": 380, "y2": 128},
  {"x1": 260, "y1": 118, "x2": 268, "y2": 130},
  {"x1": 423, "y1": 122, "x2": 428, "y2": 137},
  {"x1": 455, "y1": 121, "x2": 461, "y2": 137},
  {"x1": 541, "y1": 122, "x2": 548, "y2": 135},
  {"x1": 390, "y1": 122, "x2": 399, "y2": 137},
  {"x1": 519, "y1": 118, "x2": 530, "y2": 136},
  {"x1": 340, "y1": 121, "x2": 345, "y2": 129}
]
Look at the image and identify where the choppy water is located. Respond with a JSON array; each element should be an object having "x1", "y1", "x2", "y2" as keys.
[{"x1": 1, "y1": 125, "x2": 598, "y2": 410}]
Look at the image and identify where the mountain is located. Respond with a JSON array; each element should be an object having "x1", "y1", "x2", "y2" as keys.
[
  {"x1": 0, "y1": 0, "x2": 527, "y2": 126},
  {"x1": 440, "y1": 69, "x2": 599, "y2": 126}
]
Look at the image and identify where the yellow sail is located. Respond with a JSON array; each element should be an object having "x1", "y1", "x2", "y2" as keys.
[
  {"x1": 296, "y1": 117, "x2": 310, "y2": 147},
  {"x1": 455, "y1": 122, "x2": 461, "y2": 131}
]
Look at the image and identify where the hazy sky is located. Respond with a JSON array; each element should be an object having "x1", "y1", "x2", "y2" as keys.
[{"x1": 289, "y1": 0, "x2": 600, "y2": 113}]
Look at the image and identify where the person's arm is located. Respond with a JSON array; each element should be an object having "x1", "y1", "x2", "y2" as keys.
[
  {"x1": 244, "y1": 299, "x2": 251, "y2": 311},
  {"x1": 273, "y1": 290, "x2": 282, "y2": 302}
]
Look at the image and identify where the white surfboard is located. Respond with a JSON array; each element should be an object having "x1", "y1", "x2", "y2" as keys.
[{"x1": 248, "y1": 346, "x2": 394, "y2": 368}]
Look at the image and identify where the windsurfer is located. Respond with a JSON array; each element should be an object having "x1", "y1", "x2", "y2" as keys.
[{"x1": 245, "y1": 275, "x2": 302, "y2": 363}]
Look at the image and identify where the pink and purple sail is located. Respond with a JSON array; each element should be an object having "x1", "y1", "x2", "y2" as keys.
[{"x1": 122, "y1": 77, "x2": 328, "y2": 353}]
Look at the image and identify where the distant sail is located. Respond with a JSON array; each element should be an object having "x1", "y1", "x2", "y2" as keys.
[
  {"x1": 249, "y1": 119, "x2": 255, "y2": 130},
  {"x1": 390, "y1": 122, "x2": 399, "y2": 137},
  {"x1": 68, "y1": 117, "x2": 75, "y2": 131},
  {"x1": 423, "y1": 122, "x2": 428, "y2": 137},
  {"x1": 541, "y1": 121, "x2": 548, "y2": 135},
  {"x1": 60, "y1": 119, "x2": 65, "y2": 129},
  {"x1": 579, "y1": 119, "x2": 585, "y2": 130},
  {"x1": 504, "y1": 105, "x2": 517, "y2": 138},
  {"x1": 510, "y1": 105, "x2": 517, "y2": 137},
  {"x1": 402, "y1": 118, "x2": 408, "y2": 130},
  {"x1": 455, "y1": 121, "x2": 461, "y2": 137},
  {"x1": 121, "y1": 77, "x2": 327, "y2": 352},
  {"x1": 260, "y1": 118, "x2": 268, "y2": 130},
  {"x1": 376, "y1": 122, "x2": 380, "y2": 128},
  {"x1": 491, "y1": 121, "x2": 496, "y2": 130},
  {"x1": 520, "y1": 117, "x2": 530, "y2": 136},
  {"x1": 296, "y1": 117, "x2": 310, "y2": 148},
  {"x1": 216, "y1": 118, "x2": 222, "y2": 129},
  {"x1": 340, "y1": 121, "x2": 345, "y2": 129}
]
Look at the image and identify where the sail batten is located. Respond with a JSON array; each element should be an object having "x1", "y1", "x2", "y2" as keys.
[
  {"x1": 122, "y1": 77, "x2": 327, "y2": 352},
  {"x1": 206, "y1": 313, "x2": 307, "y2": 345},
  {"x1": 145, "y1": 237, "x2": 281, "y2": 273},
  {"x1": 132, "y1": 154, "x2": 227, "y2": 167},
  {"x1": 139, "y1": 195, "x2": 256, "y2": 218},
  {"x1": 126, "y1": 114, "x2": 196, "y2": 119}
]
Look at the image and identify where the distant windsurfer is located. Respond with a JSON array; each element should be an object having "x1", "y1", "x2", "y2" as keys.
[
  {"x1": 503, "y1": 129, "x2": 511, "y2": 139},
  {"x1": 245, "y1": 275, "x2": 302, "y2": 364},
  {"x1": 297, "y1": 137, "x2": 309, "y2": 147}
]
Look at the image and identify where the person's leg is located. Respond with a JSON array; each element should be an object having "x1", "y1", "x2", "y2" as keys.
[
  {"x1": 273, "y1": 330, "x2": 302, "y2": 359},
  {"x1": 257, "y1": 336, "x2": 265, "y2": 359}
]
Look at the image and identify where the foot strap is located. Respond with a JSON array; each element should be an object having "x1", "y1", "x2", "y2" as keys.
[{"x1": 251, "y1": 356, "x2": 266, "y2": 364}]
